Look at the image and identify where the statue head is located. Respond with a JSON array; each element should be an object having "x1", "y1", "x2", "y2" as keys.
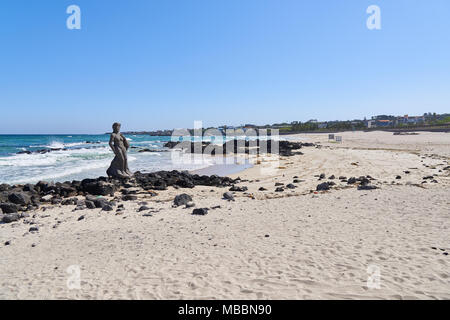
[{"x1": 112, "y1": 122, "x2": 121, "y2": 133}]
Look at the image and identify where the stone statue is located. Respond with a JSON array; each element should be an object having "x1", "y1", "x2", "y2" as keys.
[{"x1": 107, "y1": 122, "x2": 133, "y2": 179}]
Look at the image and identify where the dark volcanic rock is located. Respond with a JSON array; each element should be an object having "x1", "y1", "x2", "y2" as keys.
[
  {"x1": 164, "y1": 139, "x2": 313, "y2": 157},
  {"x1": 286, "y1": 184, "x2": 296, "y2": 189},
  {"x1": 0, "y1": 171, "x2": 240, "y2": 212},
  {"x1": 138, "y1": 205, "x2": 150, "y2": 212},
  {"x1": 258, "y1": 187, "x2": 267, "y2": 191},
  {"x1": 229, "y1": 185, "x2": 248, "y2": 192},
  {"x1": 59, "y1": 184, "x2": 78, "y2": 197},
  {"x1": 358, "y1": 185, "x2": 378, "y2": 190},
  {"x1": 358, "y1": 177, "x2": 370, "y2": 186},
  {"x1": 102, "y1": 204, "x2": 114, "y2": 211},
  {"x1": 85, "y1": 200, "x2": 96, "y2": 209},
  {"x1": 93, "y1": 198, "x2": 109, "y2": 208},
  {"x1": 174, "y1": 194, "x2": 193, "y2": 207},
  {"x1": 223, "y1": 192, "x2": 234, "y2": 201},
  {"x1": 192, "y1": 208, "x2": 208, "y2": 215},
  {"x1": 2, "y1": 213, "x2": 20, "y2": 223},
  {"x1": 134, "y1": 170, "x2": 236, "y2": 190},
  {"x1": 22, "y1": 184, "x2": 35, "y2": 192},
  {"x1": 8, "y1": 192, "x2": 31, "y2": 206},
  {"x1": 61, "y1": 198, "x2": 77, "y2": 206},
  {"x1": 35, "y1": 181, "x2": 55, "y2": 193},
  {"x1": 275, "y1": 187, "x2": 284, "y2": 192},
  {"x1": 347, "y1": 177, "x2": 357, "y2": 184},
  {"x1": 122, "y1": 195, "x2": 138, "y2": 201},
  {"x1": 316, "y1": 182, "x2": 331, "y2": 191},
  {"x1": 82, "y1": 180, "x2": 116, "y2": 196},
  {"x1": 0, "y1": 203, "x2": 19, "y2": 214}
]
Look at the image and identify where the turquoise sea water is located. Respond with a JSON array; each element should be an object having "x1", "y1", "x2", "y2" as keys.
[{"x1": 0, "y1": 134, "x2": 221, "y2": 185}]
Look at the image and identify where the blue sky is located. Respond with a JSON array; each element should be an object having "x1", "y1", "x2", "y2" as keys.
[{"x1": 0, "y1": 0, "x2": 449, "y2": 134}]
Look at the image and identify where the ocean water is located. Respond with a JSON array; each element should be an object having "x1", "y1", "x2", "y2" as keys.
[{"x1": 0, "y1": 134, "x2": 224, "y2": 185}]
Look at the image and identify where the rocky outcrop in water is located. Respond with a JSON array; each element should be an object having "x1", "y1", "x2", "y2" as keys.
[{"x1": 163, "y1": 139, "x2": 315, "y2": 157}]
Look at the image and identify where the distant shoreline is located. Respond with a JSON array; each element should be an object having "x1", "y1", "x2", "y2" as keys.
[
  {"x1": 120, "y1": 126, "x2": 450, "y2": 136},
  {"x1": 278, "y1": 125, "x2": 450, "y2": 135}
]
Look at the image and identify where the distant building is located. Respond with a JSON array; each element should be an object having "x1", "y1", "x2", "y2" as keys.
[
  {"x1": 375, "y1": 119, "x2": 393, "y2": 127},
  {"x1": 395, "y1": 115, "x2": 425, "y2": 125},
  {"x1": 368, "y1": 114, "x2": 425, "y2": 128}
]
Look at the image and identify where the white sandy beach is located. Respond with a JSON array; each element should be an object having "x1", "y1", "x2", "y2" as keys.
[{"x1": 1, "y1": 131, "x2": 449, "y2": 299}]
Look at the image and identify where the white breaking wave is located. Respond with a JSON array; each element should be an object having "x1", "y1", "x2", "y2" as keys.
[
  {"x1": 5, "y1": 160, "x2": 112, "y2": 185},
  {"x1": 0, "y1": 147, "x2": 112, "y2": 167},
  {"x1": 34, "y1": 141, "x2": 94, "y2": 149}
]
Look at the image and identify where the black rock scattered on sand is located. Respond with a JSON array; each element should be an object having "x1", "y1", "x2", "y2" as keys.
[
  {"x1": 173, "y1": 194, "x2": 193, "y2": 207},
  {"x1": 0, "y1": 203, "x2": 19, "y2": 214},
  {"x1": 316, "y1": 182, "x2": 331, "y2": 191},
  {"x1": 192, "y1": 208, "x2": 208, "y2": 215},
  {"x1": 102, "y1": 204, "x2": 114, "y2": 211},
  {"x1": 357, "y1": 185, "x2": 378, "y2": 190},
  {"x1": 0, "y1": 170, "x2": 240, "y2": 224},
  {"x1": 223, "y1": 192, "x2": 235, "y2": 201},
  {"x1": 229, "y1": 185, "x2": 248, "y2": 192},
  {"x1": 122, "y1": 195, "x2": 138, "y2": 201},
  {"x1": 2, "y1": 213, "x2": 20, "y2": 223},
  {"x1": 138, "y1": 205, "x2": 150, "y2": 212}
]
